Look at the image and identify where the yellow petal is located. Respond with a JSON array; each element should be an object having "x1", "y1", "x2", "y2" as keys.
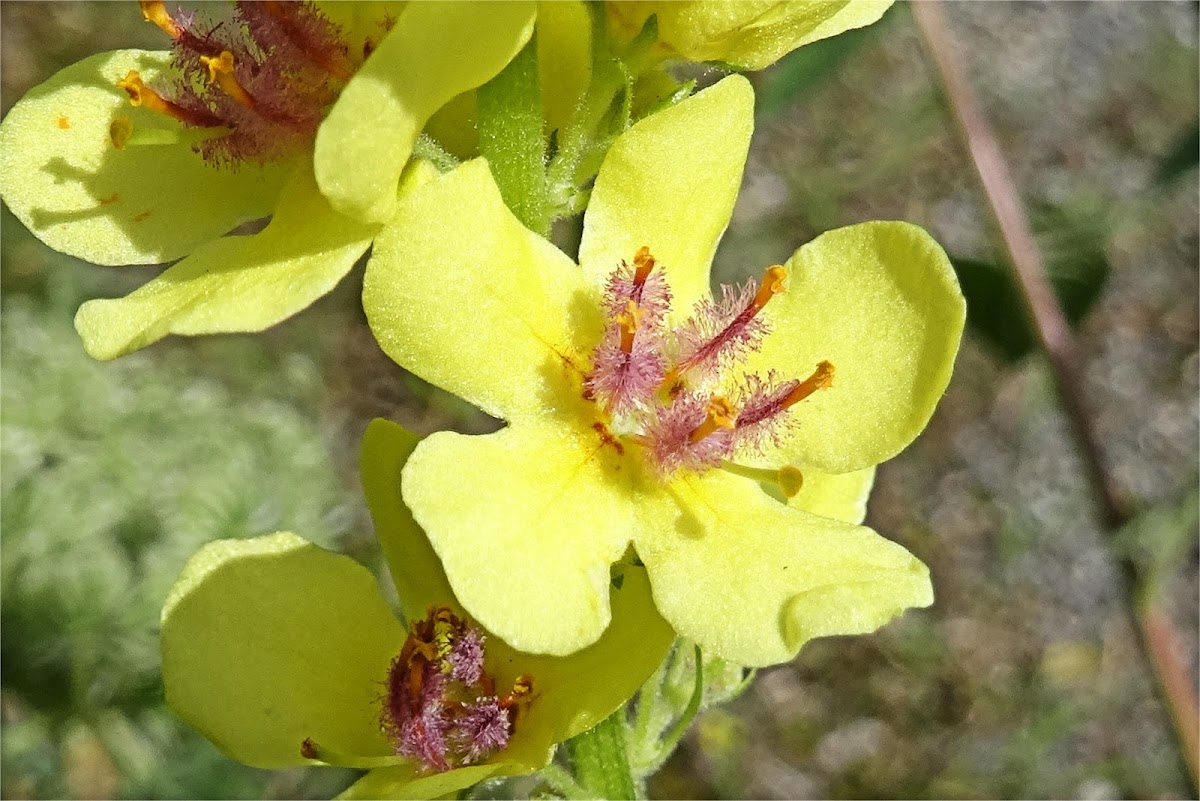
[
  {"x1": 0, "y1": 49, "x2": 286, "y2": 265},
  {"x1": 401, "y1": 421, "x2": 641, "y2": 656},
  {"x1": 364, "y1": 158, "x2": 596, "y2": 422},
  {"x1": 579, "y1": 75, "x2": 753, "y2": 321},
  {"x1": 609, "y1": 1, "x2": 894, "y2": 70},
  {"x1": 74, "y1": 161, "x2": 377, "y2": 360},
  {"x1": 161, "y1": 533, "x2": 403, "y2": 768},
  {"x1": 314, "y1": 1, "x2": 536, "y2": 223},
  {"x1": 787, "y1": 465, "x2": 876, "y2": 525},
  {"x1": 537, "y1": 1, "x2": 592, "y2": 135},
  {"x1": 746, "y1": 221, "x2": 966, "y2": 473},
  {"x1": 361, "y1": 417, "x2": 674, "y2": 771},
  {"x1": 637, "y1": 469, "x2": 931, "y2": 666}
]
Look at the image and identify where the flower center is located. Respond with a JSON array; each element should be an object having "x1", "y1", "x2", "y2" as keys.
[
  {"x1": 381, "y1": 605, "x2": 532, "y2": 772},
  {"x1": 113, "y1": 1, "x2": 381, "y2": 166},
  {"x1": 584, "y1": 248, "x2": 834, "y2": 481}
]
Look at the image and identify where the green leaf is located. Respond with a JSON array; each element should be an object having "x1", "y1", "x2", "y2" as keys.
[
  {"x1": 565, "y1": 711, "x2": 636, "y2": 801},
  {"x1": 1153, "y1": 121, "x2": 1199, "y2": 187},
  {"x1": 950, "y1": 202, "x2": 1111, "y2": 362},
  {"x1": 477, "y1": 37, "x2": 549, "y2": 236}
]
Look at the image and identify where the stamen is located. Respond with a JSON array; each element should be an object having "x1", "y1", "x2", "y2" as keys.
[
  {"x1": 261, "y1": 0, "x2": 354, "y2": 80},
  {"x1": 615, "y1": 300, "x2": 645, "y2": 354},
  {"x1": 139, "y1": 0, "x2": 182, "y2": 39},
  {"x1": 383, "y1": 605, "x2": 525, "y2": 772},
  {"x1": 779, "y1": 360, "x2": 835, "y2": 410},
  {"x1": 199, "y1": 51, "x2": 257, "y2": 110},
  {"x1": 777, "y1": 465, "x2": 804, "y2": 497},
  {"x1": 666, "y1": 264, "x2": 790, "y2": 387},
  {"x1": 116, "y1": 71, "x2": 224, "y2": 128},
  {"x1": 109, "y1": 117, "x2": 133, "y2": 149},
  {"x1": 632, "y1": 245, "x2": 655, "y2": 287},
  {"x1": 689, "y1": 396, "x2": 738, "y2": 443},
  {"x1": 498, "y1": 674, "x2": 534, "y2": 713},
  {"x1": 748, "y1": 265, "x2": 788, "y2": 315}
]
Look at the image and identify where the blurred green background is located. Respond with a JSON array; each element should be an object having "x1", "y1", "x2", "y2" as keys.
[{"x1": 1, "y1": 3, "x2": 1196, "y2": 799}]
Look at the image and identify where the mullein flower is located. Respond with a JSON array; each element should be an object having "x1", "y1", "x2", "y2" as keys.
[
  {"x1": 0, "y1": 1, "x2": 535, "y2": 360},
  {"x1": 161, "y1": 419, "x2": 672, "y2": 798},
  {"x1": 362, "y1": 75, "x2": 966, "y2": 667},
  {"x1": 606, "y1": 0, "x2": 893, "y2": 70}
]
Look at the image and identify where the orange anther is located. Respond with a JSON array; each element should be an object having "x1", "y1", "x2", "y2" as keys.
[
  {"x1": 633, "y1": 246, "x2": 656, "y2": 286},
  {"x1": 200, "y1": 51, "x2": 257, "y2": 110},
  {"x1": 781, "y1": 360, "x2": 835, "y2": 409},
  {"x1": 690, "y1": 396, "x2": 738, "y2": 443},
  {"x1": 615, "y1": 300, "x2": 645, "y2": 354},
  {"x1": 499, "y1": 674, "x2": 534, "y2": 712},
  {"x1": 749, "y1": 264, "x2": 788, "y2": 316},
  {"x1": 777, "y1": 465, "x2": 804, "y2": 498},
  {"x1": 116, "y1": 70, "x2": 221, "y2": 128},
  {"x1": 139, "y1": 0, "x2": 182, "y2": 39}
]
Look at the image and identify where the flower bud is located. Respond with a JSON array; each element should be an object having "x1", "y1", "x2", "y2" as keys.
[{"x1": 607, "y1": 1, "x2": 893, "y2": 70}]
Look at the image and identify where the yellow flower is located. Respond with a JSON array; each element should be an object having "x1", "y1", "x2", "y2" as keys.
[
  {"x1": 161, "y1": 420, "x2": 672, "y2": 798},
  {"x1": 0, "y1": 1, "x2": 535, "y2": 359},
  {"x1": 362, "y1": 75, "x2": 965, "y2": 667}
]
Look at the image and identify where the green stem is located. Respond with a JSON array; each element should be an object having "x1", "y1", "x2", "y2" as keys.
[
  {"x1": 477, "y1": 36, "x2": 549, "y2": 236},
  {"x1": 643, "y1": 646, "x2": 705, "y2": 774},
  {"x1": 630, "y1": 644, "x2": 672, "y2": 763},
  {"x1": 545, "y1": 6, "x2": 667, "y2": 219},
  {"x1": 566, "y1": 709, "x2": 638, "y2": 800},
  {"x1": 538, "y1": 763, "x2": 593, "y2": 800},
  {"x1": 411, "y1": 134, "x2": 460, "y2": 173}
]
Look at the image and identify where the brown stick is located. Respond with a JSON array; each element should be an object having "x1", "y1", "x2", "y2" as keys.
[{"x1": 911, "y1": 1, "x2": 1199, "y2": 792}]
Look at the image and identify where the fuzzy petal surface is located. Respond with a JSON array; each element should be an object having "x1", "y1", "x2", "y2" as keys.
[
  {"x1": 74, "y1": 161, "x2": 377, "y2": 360},
  {"x1": 364, "y1": 158, "x2": 594, "y2": 422},
  {"x1": 748, "y1": 221, "x2": 965, "y2": 473},
  {"x1": 788, "y1": 465, "x2": 876, "y2": 525},
  {"x1": 537, "y1": 1, "x2": 592, "y2": 135},
  {"x1": 401, "y1": 421, "x2": 641, "y2": 656},
  {"x1": 609, "y1": 1, "x2": 893, "y2": 70},
  {"x1": 361, "y1": 418, "x2": 672, "y2": 781},
  {"x1": 360, "y1": 417, "x2": 455, "y2": 624},
  {"x1": 161, "y1": 533, "x2": 403, "y2": 769},
  {"x1": 315, "y1": 1, "x2": 535, "y2": 223},
  {"x1": 0, "y1": 50, "x2": 287, "y2": 266},
  {"x1": 579, "y1": 75, "x2": 753, "y2": 319},
  {"x1": 637, "y1": 470, "x2": 931, "y2": 666}
]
